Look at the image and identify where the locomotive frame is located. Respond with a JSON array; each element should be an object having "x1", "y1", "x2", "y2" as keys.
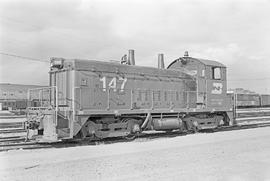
[{"x1": 27, "y1": 51, "x2": 234, "y2": 142}]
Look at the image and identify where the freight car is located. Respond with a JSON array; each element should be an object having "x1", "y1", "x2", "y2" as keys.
[
  {"x1": 227, "y1": 93, "x2": 270, "y2": 108},
  {"x1": 261, "y1": 94, "x2": 270, "y2": 107},
  {"x1": 1, "y1": 99, "x2": 28, "y2": 110},
  {"x1": 235, "y1": 93, "x2": 261, "y2": 107},
  {"x1": 27, "y1": 50, "x2": 234, "y2": 142}
]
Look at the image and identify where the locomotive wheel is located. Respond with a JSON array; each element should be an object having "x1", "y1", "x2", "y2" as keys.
[
  {"x1": 125, "y1": 132, "x2": 138, "y2": 140},
  {"x1": 192, "y1": 126, "x2": 199, "y2": 133},
  {"x1": 183, "y1": 119, "x2": 197, "y2": 133},
  {"x1": 192, "y1": 120, "x2": 199, "y2": 133},
  {"x1": 80, "y1": 121, "x2": 97, "y2": 140},
  {"x1": 123, "y1": 118, "x2": 141, "y2": 140}
]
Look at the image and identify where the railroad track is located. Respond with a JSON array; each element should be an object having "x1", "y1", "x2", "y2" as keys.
[
  {"x1": 0, "y1": 122, "x2": 25, "y2": 129},
  {"x1": 1, "y1": 107, "x2": 270, "y2": 151},
  {"x1": 0, "y1": 142, "x2": 51, "y2": 151},
  {"x1": 236, "y1": 108, "x2": 270, "y2": 119},
  {"x1": 0, "y1": 128, "x2": 26, "y2": 134},
  {"x1": 0, "y1": 136, "x2": 25, "y2": 142},
  {"x1": 1, "y1": 120, "x2": 270, "y2": 152}
]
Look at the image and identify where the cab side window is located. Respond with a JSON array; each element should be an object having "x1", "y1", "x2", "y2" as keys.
[{"x1": 212, "y1": 67, "x2": 221, "y2": 80}]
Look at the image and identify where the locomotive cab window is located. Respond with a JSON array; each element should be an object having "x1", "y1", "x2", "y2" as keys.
[{"x1": 212, "y1": 67, "x2": 221, "y2": 80}]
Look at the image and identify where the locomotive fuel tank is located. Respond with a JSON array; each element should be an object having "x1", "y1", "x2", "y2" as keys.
[{"x1": 152, "y1": 118, "x2": 183, "y2": 130}]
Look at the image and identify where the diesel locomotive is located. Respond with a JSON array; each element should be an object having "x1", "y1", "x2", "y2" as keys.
[{"x1": 27, "y1": 50, "x2": 234, "y2": 142}]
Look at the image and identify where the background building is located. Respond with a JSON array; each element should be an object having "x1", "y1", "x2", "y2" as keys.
[{"x1": 0, "y1": 83, "x2": 44, "y2": 110}]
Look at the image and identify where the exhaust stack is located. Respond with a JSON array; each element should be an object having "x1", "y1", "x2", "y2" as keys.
[
  {"x1": 184, "y1": 51, "x2": 189, "y2": 57},
  {"x1": 128, "y1": 49, "x2": 135, "y2": 65},
  {"x1": 158, "y1": 53, "x2": 165, "y2": 69}
]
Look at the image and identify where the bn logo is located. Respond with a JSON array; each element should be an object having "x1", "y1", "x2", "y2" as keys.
[{"x1": 211, "y1": 83, "x2": 223, "y2": 94}]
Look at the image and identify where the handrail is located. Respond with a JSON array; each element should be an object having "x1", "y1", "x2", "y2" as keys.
[
  {"x1": 74, "y1": 86, "x2": 203, "y2": 110},
  {"x1": 27, "y1": 86, "x2": 58, "y2": 109}
]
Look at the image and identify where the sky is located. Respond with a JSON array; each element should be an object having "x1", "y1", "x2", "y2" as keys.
[{"x1": 0, "y1": 0, "x2": 270, "y2": 93}]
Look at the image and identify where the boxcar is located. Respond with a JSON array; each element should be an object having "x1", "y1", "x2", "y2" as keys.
[
  {"x1": 236, "y1": 94, "x2": 260, "y2": 107},
  {"x1": 261, "y1": 94, "x2": 270, "y2": 107}
]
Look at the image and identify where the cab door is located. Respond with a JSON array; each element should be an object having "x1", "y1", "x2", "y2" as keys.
[
  {"x1": 206, "y1": 66, "x2": 226, "y2": 108},
  {"x1": 197, "y1": 66, "x2": 207, "y2": 107}
]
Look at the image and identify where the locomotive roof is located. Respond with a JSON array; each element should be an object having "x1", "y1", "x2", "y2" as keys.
[
  {"x1": 167, "y1": 57, "x2": 226, "y2": 68},
  {"x1": 197, "y1": 58, "x2": 226, "y2": 67},
  {"x1": 61, "y1": 59, "x2": 194, "y2": 79}
]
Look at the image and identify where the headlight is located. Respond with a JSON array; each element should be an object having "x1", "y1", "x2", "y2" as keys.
[{"x1": 50, "y1": 57, "x2": 64, "y2": 69}]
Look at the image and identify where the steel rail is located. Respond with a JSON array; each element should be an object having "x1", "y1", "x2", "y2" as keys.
[{"x1": 1, "y1": 120, "x2": 270, "y2": 152}]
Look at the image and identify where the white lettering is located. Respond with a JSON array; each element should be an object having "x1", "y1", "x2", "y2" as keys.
[{"x1": 100, "y1": 76, "x2": 128, "y2": 92}]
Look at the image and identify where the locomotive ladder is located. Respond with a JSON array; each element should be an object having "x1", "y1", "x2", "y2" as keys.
[{"x1": 27, "y1": 86, "x2": 62, "y2": 142}]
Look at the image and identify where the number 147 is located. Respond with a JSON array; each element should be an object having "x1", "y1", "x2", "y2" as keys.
[{"x1": 100, "y1": 76, "x2": 127, "y2": 92}]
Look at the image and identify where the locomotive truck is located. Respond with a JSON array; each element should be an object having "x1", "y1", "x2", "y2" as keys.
[{"x1": 27, "y1": 50, "x2": 234, "y2": 142}]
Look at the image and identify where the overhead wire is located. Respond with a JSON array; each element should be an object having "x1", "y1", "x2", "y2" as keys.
[
  {"x1": 0, "y1": 16, "x2": 97, "y2": 48},
  {"x1": 1, "y1": 17, "x2": 270, "y2": 82},
  {"x1": 0, "y1": 16, "x2": 98, "y2": 59},
  {"x1": 1, "y1": 51, "x2": 270, "y2": 82},
  {"x1": 0, "y1": 52, "x2": 49, "y2": 63}
]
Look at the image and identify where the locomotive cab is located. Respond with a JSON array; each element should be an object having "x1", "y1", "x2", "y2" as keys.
[{"x1": 167, "y1": 52, "x2": 229, "y2": 111}]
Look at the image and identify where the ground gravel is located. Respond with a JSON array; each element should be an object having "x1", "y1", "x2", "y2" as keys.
[{"x1": 1, "y1": 127, "x2": 270, "y2": 181}]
